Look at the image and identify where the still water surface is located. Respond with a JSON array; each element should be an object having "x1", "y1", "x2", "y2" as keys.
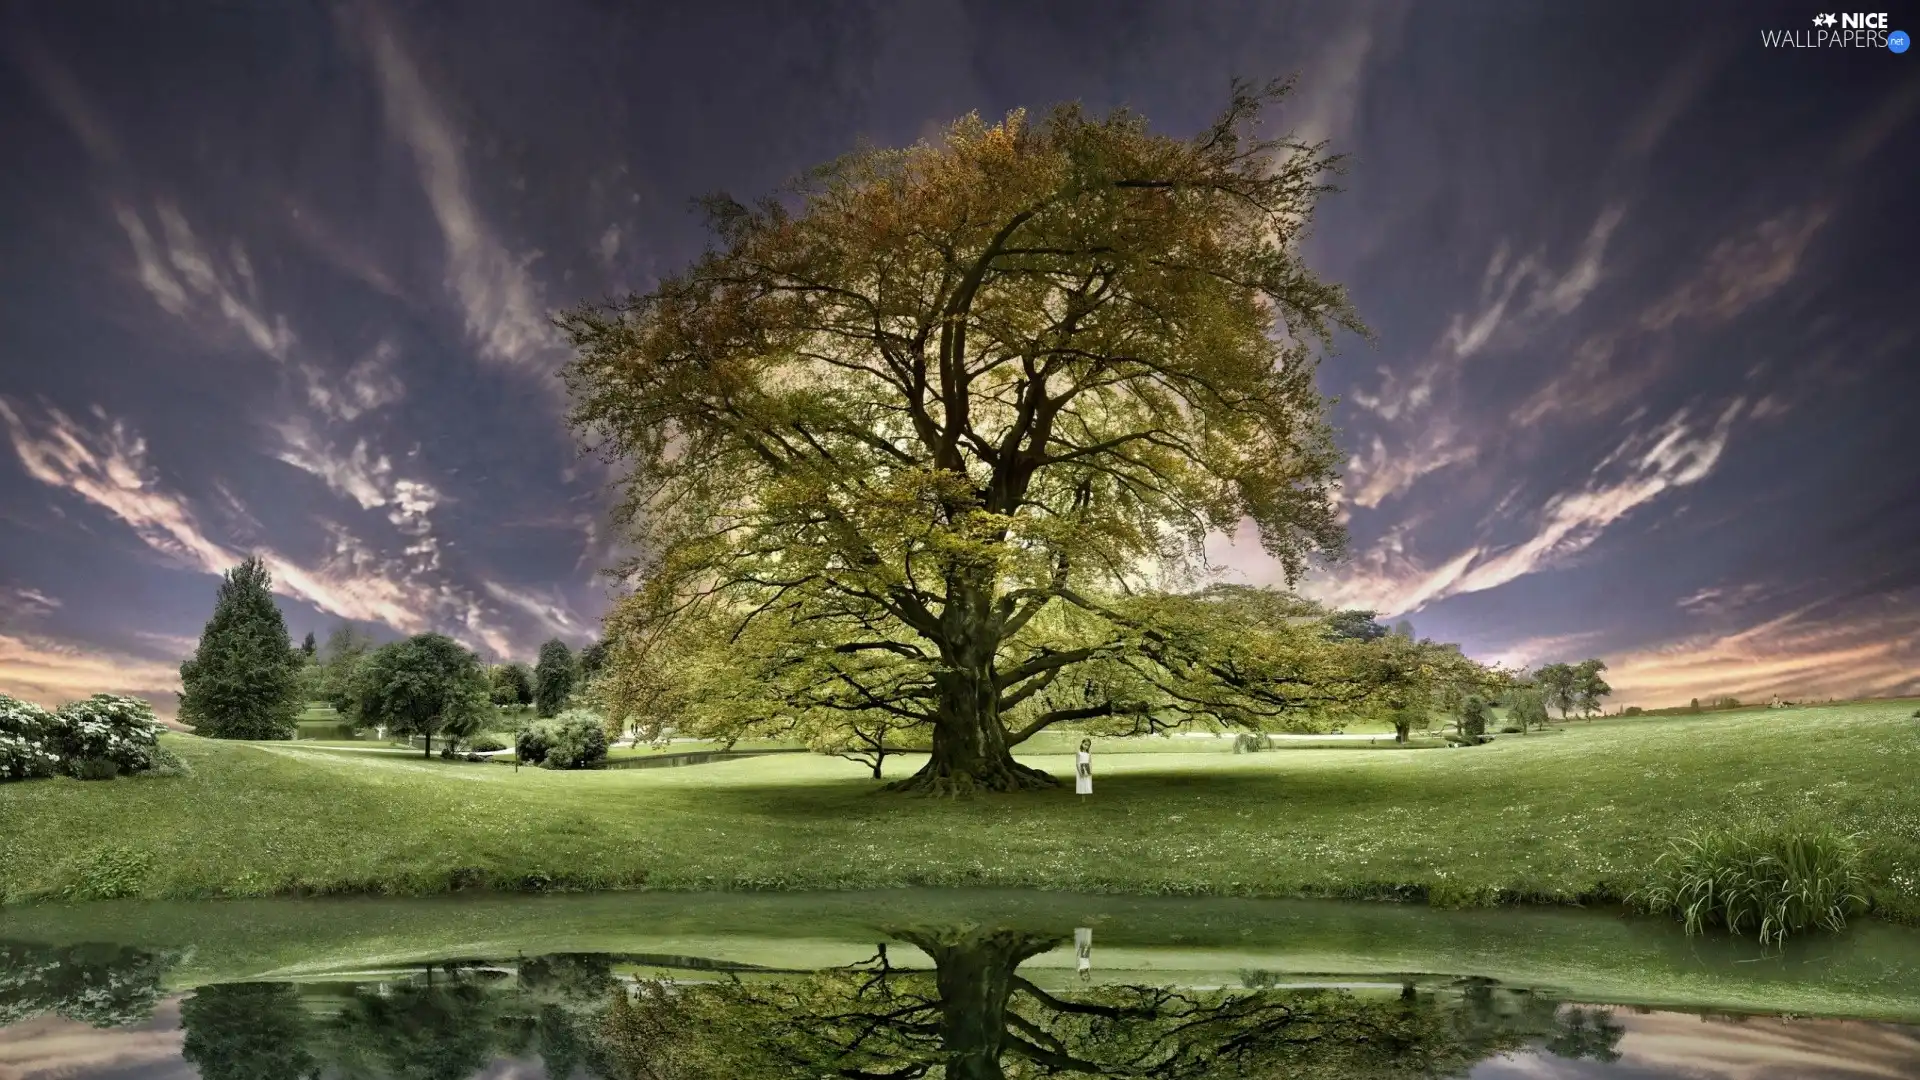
[{"x1": 3, "y1": 891, "x2": 1917, "y2": 1078}]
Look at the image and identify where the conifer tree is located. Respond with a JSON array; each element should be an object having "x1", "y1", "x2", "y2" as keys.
[
  {"x1": 534, "y1": 639, "x2": 577, "y2": 717},
  {"x1": 178, "y1": 557, "x2": 302, "y2": 739}
]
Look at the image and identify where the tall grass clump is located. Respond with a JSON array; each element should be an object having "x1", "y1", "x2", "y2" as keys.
[{"x1": 1633, "y1": 824, "x2": 1870, "y2": 945}]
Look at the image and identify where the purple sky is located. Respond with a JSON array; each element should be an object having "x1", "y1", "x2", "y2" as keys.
[{"x1": 2, "y1": 0, "x2": 1916, "y2": 711}]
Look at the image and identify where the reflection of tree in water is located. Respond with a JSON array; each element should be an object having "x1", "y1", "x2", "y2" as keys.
[
  {"x1": 173, "y1": 959, "x2": 616, "y2": 1080},
  {"x1": 0, "y1": 941, "x2": 172, "y2": 1029},
  {"x1": 597, "y1": 929, "x2": 1628, "y2": 1079},
  {"x1": 323, "y1": 966, "x2": 505, "y2": 1080},
  {"x1": 145, "y1": 934, "x2": 1628, "y2": 1080},
  {"x1": 180, "y1": 982, "x2": 318, "y2": 1080}
]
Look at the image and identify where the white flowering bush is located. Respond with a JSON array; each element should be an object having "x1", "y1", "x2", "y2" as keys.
[
  {"x1": 1, "y1": 693, "x2": 60, "y2": 781},
  {"x1": 52, "y1": 694, "x2": 162, "y2": 777}
]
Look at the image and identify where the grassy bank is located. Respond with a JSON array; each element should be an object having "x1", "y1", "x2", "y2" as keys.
[
  {"x1": 2, "y1": 701, "x2": 1916, "y2": 915},
  {"x1": 7, "y1": 890, "x2": 1920, "y2": 1020}
]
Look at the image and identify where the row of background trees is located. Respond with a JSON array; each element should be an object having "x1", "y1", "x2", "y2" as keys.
[
  {"x1": 176, "y1": 557, "x2": 607, "y2": 755},
  {"x1": 173, "y1": 559, "x2": 1614, "y2": 768}
]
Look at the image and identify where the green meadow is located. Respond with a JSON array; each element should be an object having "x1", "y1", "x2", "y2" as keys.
[{"x1": 3, "y1": 700, "x2": 1916, "y2": 922}]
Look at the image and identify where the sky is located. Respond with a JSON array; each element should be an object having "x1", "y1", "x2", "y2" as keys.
[{"x1": 0, "y1": 0, "x2": 1915, "y2": 713}]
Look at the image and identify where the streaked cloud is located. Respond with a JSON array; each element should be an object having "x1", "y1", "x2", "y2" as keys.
[
  {"x1": 2, "y1": 586, "x2": 63, "y2": 617},
  {"x1": 11, "y1": 38, "x2": 122, "y2": 165},
  {"x1": 346, "y1": 0, "x2": 560, "y2": 375},
  {"x1": 1307, "y1": 400, "x2": 1745, "y2": 616},
  {"x1": 112, "y1": 201, "x2": 297, "y2": 362},
  {"x1": 483, "y1": 579, "x2": 590, "y2": 642},
  {"x1": 1607, "y1": 600, "x2": 1920, "y2": 708},
  {"x1": 1, "y1": 398, "x2": 240, "y2": 575},
  {"x1": 1520, "y1": 204, "x2": 1831, "y2": 426},
  {"x1": 1344, "y1": 425, "x2": 1476, "y2": 509},
  {"x1": 1478, "y1": 630, "x2": 1611, "y2": 672},
  {"x1": 302, "y1": 339, "x2": 407, "y2": 423},
  {"x1": 0, "y1": 628, "x2": 183, "y2": 709}
]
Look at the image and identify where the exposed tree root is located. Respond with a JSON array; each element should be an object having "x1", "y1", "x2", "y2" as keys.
[{"x1": 884, "y1": 757, "x2": 1061, "y2": 796}]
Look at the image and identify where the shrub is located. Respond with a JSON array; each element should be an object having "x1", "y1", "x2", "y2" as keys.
[
  {"x1": 1632, "y1": 824, "x2": 1870, "y2": 945},
  {"x1": 1498, "y1": 724, "x2": 1523, "y2": 734},
  {"x1": 147, "y1": 741, "x2": 193, "y2": 778},
  {"x1": 1624, "y1": 706, "x2": 1643, "y2": 716},
  {"x1": 468, "y1": 736, "x2": 507, "y2": 753},
  {"x1": 52, "y1": 695, "x2": 161, "y2": 777},
  {"x1": 537, "y1": 711, "x2": 609, "y2": 770},
  {"x1": 514, "y1": 725, "x2": 551, "y2": 765},
  {"x1": 1, "y1": 694, "x2": 60, "y2": 781}
]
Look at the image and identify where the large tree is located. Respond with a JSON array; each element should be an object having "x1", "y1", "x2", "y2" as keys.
[
  {"x1": 533, "y1": 639, "x2": 577, "y2": 718},
  {"x1": 178, "y1": 557, "x2": 303, "y2": 739},
  {"x1": 351, "y1": 633, "x2": 490, "y2": 757},
  {"x1": 566, "y1": 83, "x2": 1368, "y2": 794}
]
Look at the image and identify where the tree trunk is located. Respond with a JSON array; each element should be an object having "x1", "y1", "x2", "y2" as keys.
[
  {"x1": 423, "y1": 731, "x2": 432, "y2": 759},
  {"x1": 888, "y1": 581, "x2": 1057, "y2": 794},
  {"x1": 898, "y1": 930, "x2": 1060, "y2": 1080}
]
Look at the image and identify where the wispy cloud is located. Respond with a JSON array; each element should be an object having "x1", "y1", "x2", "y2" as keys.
[
  {"x1": 1344, "y1": 425, "x2": 1476, "y2": 509},
  {"x1": 1675, "y1": 581, "x2": 1774, "y2": 618},
  {"x1": 1432, "y1": 203, "x2": 1628, "y2": 365},
  {"x1": 1606, "y1": 601, "x2": 1920, "y2": 708},
  {"x1": 1519, "y1": 204, "x2": 1831, "y2": 426},
  {"x1": 1, "y1": 398, "x2": 240, "y2": 575},
  {"x1": 11, "y1": 38, "x2": 122, "y2": 166},
  {"x1": 2, "y1": 399, "x2": 463, "y2": 637},
  {"x1": 0, "y1": 629, "x2": 183, "y2": 710},
  {"x1": 1340, "y1": 202, "x2": 1628, "y2": 505},
  {"x1": 1479, "y1": 629, "x2": 1612, "y2": 672},
  {"x1": 112, "y1": 202, "x2": 297, "y2": 362},
  {"x1": 346, "y1": 0, "x2": 560, "y2": 375},
  {"x1": 483, "y1": 579, "x2": 590, "y2": 642},
  {"x1": 1, "y1": 399, "x2": 553, "y2": 664},
  {"x1": 1, "y1": 586, "x2": 63, "y2": 618},
  {"x1": 302, "y1": 339, "x2": 406, "y2": 422},
  {"x1": 1307, "y1": 400, "x2": 1746, "y2": 615}
]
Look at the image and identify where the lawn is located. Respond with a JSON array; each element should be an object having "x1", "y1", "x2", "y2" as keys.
[{"x1": 2, "y1": 700, "x2": 1916, "y2": 919}]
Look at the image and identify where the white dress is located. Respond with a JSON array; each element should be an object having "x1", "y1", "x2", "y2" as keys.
[{"x1": 1075, "y1": 750, "x2": 1092, "y2": 795}]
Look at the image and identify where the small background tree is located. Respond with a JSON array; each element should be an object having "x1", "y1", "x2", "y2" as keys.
[
  {"x1": 1506, "y1": 687, "x2": 1549, "y2": 733},
  {"x1": 1534, "y1": 663, "x2": 1578, "y2": 722},
  {"x1": 491, "y1": 662, "x2": 534, "y2": 708},
  {"x1": 1457, "y1": 694, "x2": 1490, "y2": 739},
  {"x1": 1574, "y1": 659, "x2": 1611, "y2": 719},
  {"x1": 178, "y1": 557, "x2": 302, "y2": 739},
  {"x1": 352, "y1": 634, "x2": 490, "y2": 757},
  {"x1": 316, "y1": 624, "x2": 375, "y2": 713},
  {"x1": 533, "y1": 640, "x2": 577, "y2": 718}
]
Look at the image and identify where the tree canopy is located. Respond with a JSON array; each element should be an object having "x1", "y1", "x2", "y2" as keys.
[
  {"x1": 351, "y1": 633, "x2": 490, "y2": 757},
  {"x1": 534, "y1": 639, "x2": 578, "y2": 718},
  {"x1": 565, "y1": 82, "x2": 1378, "y2": 794},
  {"x1": 178, "y1": 557, "x2": 302, "y2": 740},
  {"x1": 491, "y1": 661, "x2": 535, "y2": 707}
]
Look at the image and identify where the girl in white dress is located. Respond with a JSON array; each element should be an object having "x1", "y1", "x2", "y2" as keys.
[{"x1": 1075, "y1": 738, "x2": 1092, "y2": 795}]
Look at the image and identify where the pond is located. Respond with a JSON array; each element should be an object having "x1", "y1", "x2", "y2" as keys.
[{"x1": 3, "y1": 890, "x2": 1917, "y2": 1078}]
